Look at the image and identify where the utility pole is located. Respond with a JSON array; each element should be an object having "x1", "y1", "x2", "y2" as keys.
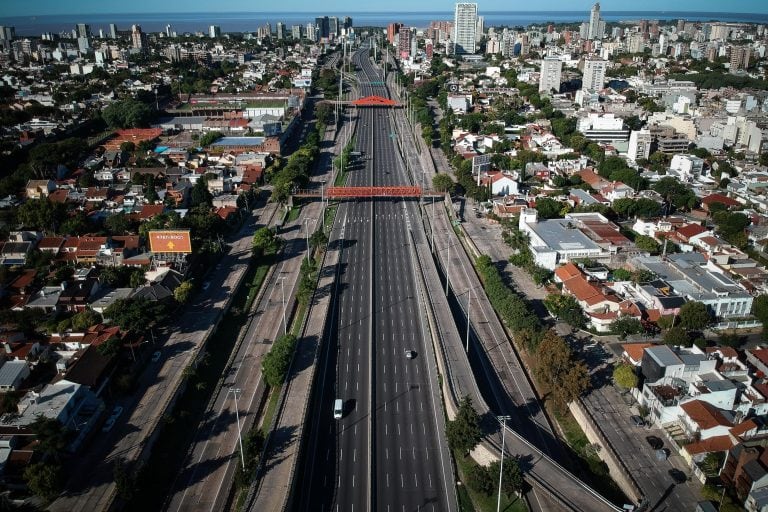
[
  {"x1": 497, "y1": 415, "x2": 512, "y2": 512},
  {"x1": 465, "y1": 286, "x2": 471, "y2": 353},
  {"x1": 303, "y1": 218, "x2": 314, "y2": 262},
  {"x1": 445, "y1": 240, "x2": 450, "y2": 296},
  {"x1": 229, "y1": 388, "x2": 246, "y2": 470},
  {"x1": 277, "y1": 275, "x2": 287, "y2": 335}
]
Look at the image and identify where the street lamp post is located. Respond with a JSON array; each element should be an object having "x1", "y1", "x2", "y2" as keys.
[
  {"x1": 497, "y1": 415, "x2": 512, "y2": 512},
  {"x1": 303, "y1": 218, "x2": 314, "y2": 262},
  {"x1": 465, "y1": 286, "x2": 471, "y2": 353},
  {"x1": 229, "y1": 388, "x2": 246, "y2": 470},
  {"x1": 277, "y1": 275, "x2": 287, "y2": 335},
  {"x1": 445, "y1": 240, "x2": 450, "y2": 296}
]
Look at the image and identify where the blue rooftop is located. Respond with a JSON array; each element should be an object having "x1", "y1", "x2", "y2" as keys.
[{"x1": 211, "y1": 137, "x2": 265, "y2": 146}]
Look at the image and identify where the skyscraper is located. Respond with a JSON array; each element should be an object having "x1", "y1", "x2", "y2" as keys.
[
  {"x1": 276, "y1": 22, "x2": 285, "y2": 40},
  {"x1": 76, "y1": 23, "x2": 91, "y2": 39},
  {"x1": 329, "y1": 17, "x2": 339, "y2": 39},
  {"x1": 539, "y1": 57, "x2": 563, "y2": 94},
  {"x1": 588, "y1": 2, "x2": 605, "y2": 40},
  {"x1": 387, "y1": 23, "x2": 402, "y2": 45},
  {"x1": 343, "y1": 17, "x2": 353, "y2": 30},
  {"x1": 306, "y1": 23, "x2": 317, "y2": 42},
  {"x1": 453, "y1": 3, "x2": 478, "y2": 55},
  {"x1": 475, "y1": 15, "x2": 484, "y2": 43},
  {"x1": 209, "y1": 25, "x2": 221, "y2": 38},
  {"x1": 291, "y1": 24, "x2": 303, "y2": 39},
  {"x1": 315, "y1": 17, "x2": 329, "y2": 39},
  {"x1": 131, "y1": 24, "x2": 147, "y2": 50},
  {"x1": 582, "y1": 57, "x2": 607, "y2": 92},
  {"x1": 0, "y1": 26, "x2": 16, "y2": 41},
  {"x1": 398, "y1": 27, "x2": 412, "y2": 58},
  {"x1": 109, "y1": 23, "x2": 118, "y2": 39}
]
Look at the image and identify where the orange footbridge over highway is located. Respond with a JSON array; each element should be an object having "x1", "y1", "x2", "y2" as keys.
[{"x1": 293, "y1": 186, "x2": 444, "y2": 199}]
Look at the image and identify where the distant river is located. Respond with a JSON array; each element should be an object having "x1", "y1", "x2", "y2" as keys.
[{"x1": 2, "y1": 11, "x2": 768, "y2": 36}]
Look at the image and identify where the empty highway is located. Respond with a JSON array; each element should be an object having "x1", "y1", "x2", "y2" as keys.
[{"x1": 295, "y1": 43, "x2": 454, "y2": 512}]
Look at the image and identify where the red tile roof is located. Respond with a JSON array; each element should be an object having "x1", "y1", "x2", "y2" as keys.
[
  {"x1": 680, "y1": 400, "x2": 732, "y2": 430},
  {"x1": 622, "y1": 343, "x2": 655, "y2": 364},
  {"x1": 684, "y1": 435, "x2": 734, "y2": 455},
  {"x1": 554, "y1": 262, "x2": 582, "y2": 282},
  {"x1": 702, "y1": 193, "x2": 740, "y2": 207},
  {"x1": 138, "y1": 204, "x2": 165, "y2": 220},
  {"x1": 676, "y1": 224, "x2": 707, "y2": 241}
]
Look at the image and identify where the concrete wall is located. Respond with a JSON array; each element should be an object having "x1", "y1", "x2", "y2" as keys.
[{"x1": 569, "y1": 399, "x2": 644, "y2": 504}]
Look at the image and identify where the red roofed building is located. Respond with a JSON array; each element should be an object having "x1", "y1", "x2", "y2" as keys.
[
  {"x1": 622, "y1": 343, "x2": 655, "y2": 366},
  {"x1": 680, "y1": 400, "x2": 733, "y2": 440},
  {"x1": 676, "y1": 223, "x2": 708, "y2": 243},
  {"x1": 702, "y1": 193, "x2": 741, "y2": 212},
  {"x1": 137, "y1": 204, "x2": 165, "y2": 221}
]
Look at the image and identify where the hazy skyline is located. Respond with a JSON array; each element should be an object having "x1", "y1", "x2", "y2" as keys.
[{"x1": 2, "y1": 0, "x2": 768, "y2": 17}]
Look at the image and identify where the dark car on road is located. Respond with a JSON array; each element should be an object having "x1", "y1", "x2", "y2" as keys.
[
  {"x1": 668, "y1": 468, "x2": 687, "y2": 484},
  {"x1": 646, "y1": 435, "x2": 664, "y2": 450}
]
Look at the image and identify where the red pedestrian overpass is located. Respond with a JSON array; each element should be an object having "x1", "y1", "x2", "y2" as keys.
[{"x1": 292, "y1": 186, "x2": 445, "y2": 199}]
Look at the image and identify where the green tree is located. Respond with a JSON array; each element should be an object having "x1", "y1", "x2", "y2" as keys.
[
  {"x1": 30, "y1": 416, "x2": 70, "y2": 461},
  {"x1": 609, "y1": 316, "x2": 643, "y2": 337},
  {"x1": 120, "y1": 141, "x2": 136, "y2": 153},
  {"x1": 679, "y1": 301, "x2": 713, "y2": 329},
  {"x1": 465, "y1": 463, "x2": 494, "y2": 495},
  {"x1": 70, "y1": 308, "x2": 102, "y2": 331},
  {"x1": 309, "y1": 229, "x2": 328, "y2": 250},
  {"x1": 113, "y1": 457, "x2": 138, "y2": 501},
  {"x1": 753, "y1": 295, "x2": 768, "y2": 338},
  {"x1": 104, "y1": 297, "x2": 166, "y2": 333},
  {"x1": 489, "y1": 457, "x2": 524, "y2": 497},
  {"x1": 97, "y1": 336, "x2": 124, "y2": 358},
  {"x1": 199, "y1": 131, "x2": 224, "y2": 147},
  {"x1": 664, "y1": 326, "x2": 691, "y2": 347},
  {"x1": 635, "y1": 234, "x2": 660, "y2": 254},
  {"x1": 432, "y1": 173, "x2": 455, "y2": 193},
  {"x1": 613, "y1": 363, "x2": 639, "y2": 390},
  {"x1": 535, "y1": 197, "x2": 565, "y2": 219},
  {"x1": 105, "y1": 212, "x2": 132, "y2": 235},
  {"x1": 543, "y1": 293, "x2": 586, "y2": 329},
  {"x1": 24, "y1": 462, "x2": 64, "y2": 502},
  {"x1": 102, "y1": 99, "x2": 155, "y2": 128},
  {"x1": 190, "y1": 179, "x2": 212, "y2": 208},
  {"x1": 261, "y1": 334, "x2": 297, "y2": 387},
  {"x1": 612, "y1": 268, "x2": 633, "y2": 281},
  {"x1": 173, "y1": 281, "x2": 195, "y2": 304},
  {"x1": 446, "y1": 396, "x2": 482, "y2": 455},
  {"x1": 252, "y1": 227, "x2": 282, "y2": 257},
  {"x1": 535, "y1": 331, "x2": 590, "y2": 412}
]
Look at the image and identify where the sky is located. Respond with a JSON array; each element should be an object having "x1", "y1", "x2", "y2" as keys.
[{"x1": 2, "y1": 0, "x2": 768, "y2": 17}]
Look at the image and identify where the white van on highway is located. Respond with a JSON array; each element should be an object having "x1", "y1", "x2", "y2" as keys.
[{"x1": 333, "y1": 399, "x2": 343, "y2": 419}]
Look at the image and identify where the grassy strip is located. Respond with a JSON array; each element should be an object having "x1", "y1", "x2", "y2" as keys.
[
  {"x1": 453, "y1": 450, "x2": 527, "y2": 512},
  {"x1": 245, "y1": 251, "x2": 277, "y2": 312},
  {"x1": 286, "y1": 205, "x2": 302, "y2": 223},
  {"x1": 125, "y1": 256, "x2": 264, "y2": 511}
]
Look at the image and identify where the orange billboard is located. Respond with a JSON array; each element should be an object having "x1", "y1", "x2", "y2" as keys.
[{"x1": 148, "y1": 230, "x2": 192, "y2": 253}]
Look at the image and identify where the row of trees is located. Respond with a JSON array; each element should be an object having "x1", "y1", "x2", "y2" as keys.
[{"x1": 446, "y1": 397, "x2": 524, "y2": 499}]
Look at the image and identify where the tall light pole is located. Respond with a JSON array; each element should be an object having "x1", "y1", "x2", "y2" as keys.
[
  {"x1": 320, "y1": 180, "x2": 326, "y2": 232},
  {"x1": 445, "y1": 240, "x2": 450, "y2": 296},
  {"x1": 465, "y1": 286, "x2": 471, "y2": 353},
  {"x1": 303, "y1": 218, "x2": 315, "y2": 262},
  {"x1": 229, "y1": 388, "x2": 246, "y2": 470},
  {"x1": 277, "y1": 275, "x2": 287, "y2": 335},
  {"x1": 497, "y1": 415, "x2": 512, "y2": 512}
]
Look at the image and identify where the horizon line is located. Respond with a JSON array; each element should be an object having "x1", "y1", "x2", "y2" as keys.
[{"x1": 3, "y1": 8, "x2": 768, "y2": 17}]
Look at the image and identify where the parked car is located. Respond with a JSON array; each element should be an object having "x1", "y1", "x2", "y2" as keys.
[
  {"x1": 646, "y1": 435, "x2": 663, "y2": 450},
  {"x1": 668, "y1": 468, "x2": 687, "y2": 484},
  {"x1": 630, "y1": 415, "x2": 645, "y2": 427}
]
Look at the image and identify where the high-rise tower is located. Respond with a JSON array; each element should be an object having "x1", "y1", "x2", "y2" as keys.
[{"x1": 453, "y1": 3, "x2": 478, "y2": 54}]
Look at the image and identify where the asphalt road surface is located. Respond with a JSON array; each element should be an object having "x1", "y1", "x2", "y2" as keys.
[{"x1": 295, "y1": 44, "x2": 453, "y2": 512}]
